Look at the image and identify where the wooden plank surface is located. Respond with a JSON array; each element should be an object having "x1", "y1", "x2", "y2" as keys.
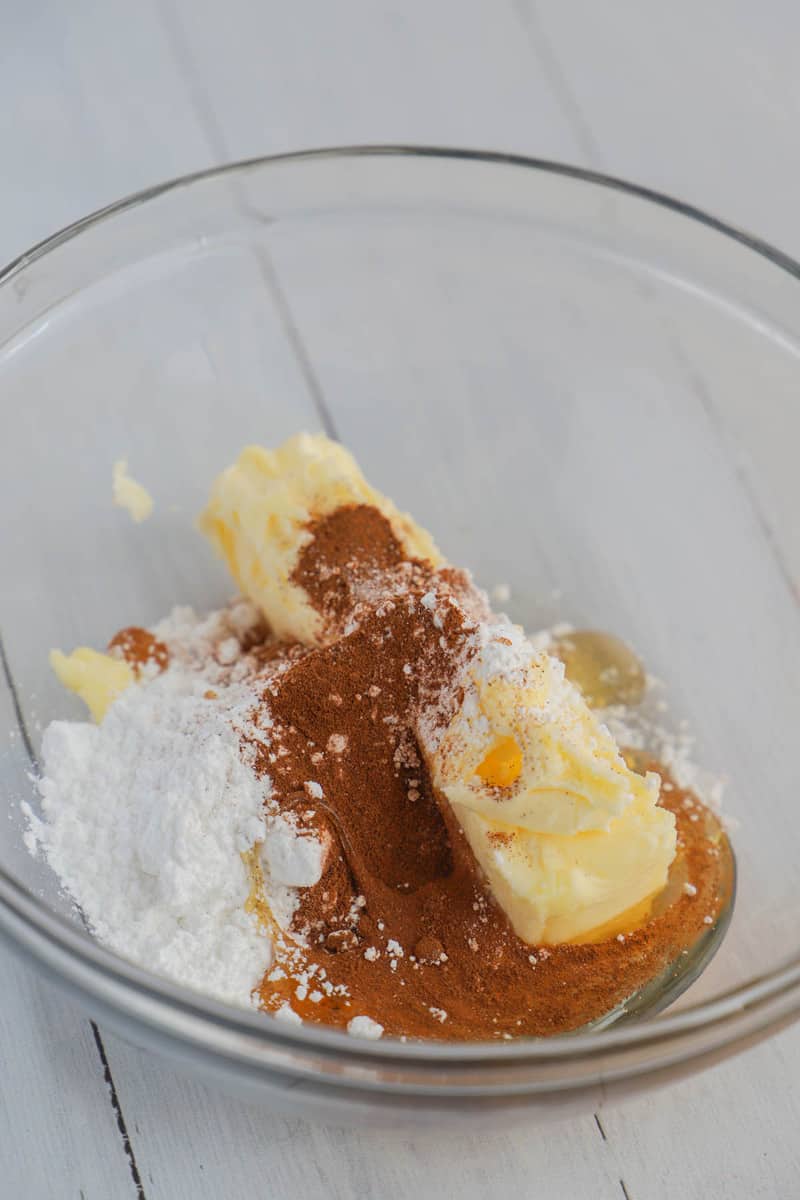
[
  {"x1": 527, "y1": 0, "x2": 800, "y2": 257},
  {"x1": 156, "y1": 0, "x2": 582, "y2": 162},
  {"x1": 99, "y1": 1030, "x2": 624, "y2": 1200},
  {"x1": 0, "y1": 685, "x2": 139, "y2": 1199},
  {"x1": 2, "y1": 2, "x2": 800, "y2": 1197},
  {"x1": 0, "y1": 952, "x2": 143, "y2": 1200},
  {"x1": 0, "y1": 0, "x2": 211, "y2": 266},
  {"x1": 599, "y1": 1026, "x2": 800, "y2": 1199}
]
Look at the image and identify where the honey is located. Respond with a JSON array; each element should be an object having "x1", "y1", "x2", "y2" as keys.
[{"x1": 552, "y1": 629, "x2": 646, "y2": 708}]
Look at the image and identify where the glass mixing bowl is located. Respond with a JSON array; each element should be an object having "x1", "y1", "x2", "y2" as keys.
[{"x1": 1, "y1": 148, "x2": 799, "y2": 1124}]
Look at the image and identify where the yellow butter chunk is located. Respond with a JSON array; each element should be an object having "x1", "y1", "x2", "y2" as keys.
[
  {"x1": 50, "y1": 648, "x2": 134, "y2": 722},
  {"x1": 456, "y1": 794, "x2": 673, "y2": 945},
  {"x1": 432, "y1": 628, "x2": 676, "y2": 944},
  {"x1": 113, "y1": 459, "x2": 154, "y2": 523},
  {"x1": 199, "y1": 433, "x2": 442, "y2": 646}
]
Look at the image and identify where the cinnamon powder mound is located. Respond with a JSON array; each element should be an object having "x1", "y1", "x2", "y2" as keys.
[
  {"x1": 239, "y1": 505, "x2": 731, "y2": 1040},
  {"x1": 291, "y1": 502, "x2": 443, "y2": 641},
  {"x1": 249, "y1": 582, "x2": 475, "y2": 921},
  {"x1": 108, "y1": 626, "x2": 169, "y2": 674}
]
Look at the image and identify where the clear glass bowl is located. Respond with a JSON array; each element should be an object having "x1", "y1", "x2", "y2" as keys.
[{"x1": 1, "y1": 148, "x2": 799, "y2": 1124}]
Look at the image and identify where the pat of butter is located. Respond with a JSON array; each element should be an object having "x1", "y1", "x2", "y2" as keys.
[
  {"x1": 456, "y1": 794, "x2": 674, "y2": 944},
  {"x1": 431, "y1": 625, "x2": 676, "y2": 944},
  {"x1": 50, "y1": 648, "x2": 134, "y2": 722},
  {"x1": 113, "y1": 459, "x2": 154, "y2": 523},
  {"x1": 199, "y1": 433, "x2": 442, "y2": 646}
]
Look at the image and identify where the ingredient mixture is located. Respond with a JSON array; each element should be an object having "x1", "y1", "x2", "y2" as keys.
[{"x1": 28, "y1": 434, "x2": 731, "y2": 1040}]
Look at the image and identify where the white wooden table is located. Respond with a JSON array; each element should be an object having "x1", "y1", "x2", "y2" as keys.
[{"x1": 3, "y1": 3, "x2": 800, "y2": 1195}]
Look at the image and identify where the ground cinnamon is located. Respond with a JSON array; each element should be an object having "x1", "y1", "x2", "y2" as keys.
[
  {"x1": 238, "y1": 505, "x2": 730, "y2": 1040},
  {"x1": 108, "y1": 626, "x2": 169, "y2": 674}
]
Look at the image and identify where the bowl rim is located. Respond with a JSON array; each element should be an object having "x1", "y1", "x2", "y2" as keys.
[{"x1": 2, "y1": 143, "x2": 798, "y2": 1076}]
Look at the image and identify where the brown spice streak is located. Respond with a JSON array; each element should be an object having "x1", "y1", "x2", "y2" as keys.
[
  {"x1": 293, "y1": 503, "x2": 416, "y2": 637},
  {"x1": 244, "y1": 504, "x2": 729, "y2": 1040},
  {"x1": 108, "y1": 626, "x2": 169, "y2": 674}
]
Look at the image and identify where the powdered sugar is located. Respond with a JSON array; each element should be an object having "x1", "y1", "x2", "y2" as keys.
[
  {"x1": 274, "y1": 1001, "x2": 303, "y2": 1025},
  {"x1": 29, "y1": 665, "x2": 271, "y2": 1007},
  {"x1": 26, "y1": 603, "x2": 327, "y2": 1010},
  {"x1": 597, "y1": 680, "x2": 728, "y2": 817},
  {"x1": 261, "y1": 813, "x2": 326, "y2": 888},
  {"x1": 347, "y1": 1015, "x2": 384, "y2": 1039}
]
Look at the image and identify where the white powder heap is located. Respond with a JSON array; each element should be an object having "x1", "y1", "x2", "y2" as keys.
[
  {"x1": 25, "y1": 601, "x2": 336, "y2": 1012},
  {"x1": 24, "y1": 600, "x2": 375, "y2": 1030},
  {"x1": 597, "y1": 683, "x2": 728, "y2": 817},
  {"x1": 259, "y1": 811, "x2": 328, "y2": 929},
  {"x1": 347, "y1": 1015, "x2": 384, "y2": 1039},
  {"x1": 28, "y1": 663, "x2": 273, "y2": 1008}
]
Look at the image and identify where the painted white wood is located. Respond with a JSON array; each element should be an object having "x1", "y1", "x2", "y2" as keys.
[
  {"x1": 599, "y1": 1022, "x2": 800, "y2": 1197},
  {"x1": 96, "y1": 1031, "x2": 624, "y2": 1200},
  {"x1": 0, "y1": 685, "x2": 137, "y2": 1199},
  {"x1": 158, "y1": 0, "x2": 582, "y2": 163},
  {"x1": 698, "y1": 394, "x2": 800, "y2": 583},
  {"x1": 0, "y1": 0, "x2": 211, "y2": 266},
  {"x1": 0, "y1": 952, "x2": 141, "y2": 1200},
  {"x1": 526, "y1": 0, "x2": 800, "y2": 257},
  {"x1": 2, "y1": 1, "x2": 800, "y2": 1197},
  {"x1": 517, "y1": 0, "x2": 800, "y2": 610}
]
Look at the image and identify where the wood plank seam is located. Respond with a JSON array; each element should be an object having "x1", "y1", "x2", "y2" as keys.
[
  {"x1": 511, "y1": 0, "x2": 601, "y2": 165},
  {"x1": 91, "y1": 1022, "x2": 147, "y2": 1200},
  {"x1": 0, "y1": 634, "x2": 36, "y2": 767},
  {"x1": 516, "y1": 0, "x2": 800, "y2": 616},
  {"x1": 251, "y1": 244, "x2": 338, "y2": 438},
  {"x1": 156, "y1": 0, "x2": 339, "y2": 441},
  {"x1": 515, "y1": 1, "x2": 799, "y2": 625},
  {"x1": 655, "y1": 319, "x2": 799, "y2": 609},
  {"x1": 695, "y1": 388, "x2": 799, "y2": 609},
  {"x1": 0, "y1": 631, "x2": 149, "y2": 1200}
]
